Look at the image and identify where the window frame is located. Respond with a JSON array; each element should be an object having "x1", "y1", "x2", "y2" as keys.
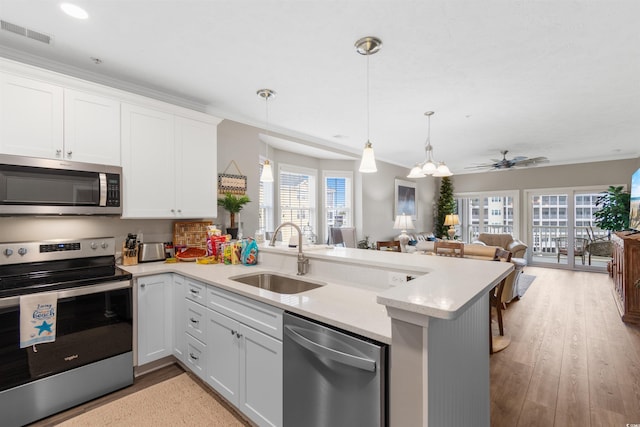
[
  {"x1": 277, "y1": 163, "x2": 317, "y2": 243},
  {"x1": 322, "y1": 170, "x2": 353, "y2": 244}
]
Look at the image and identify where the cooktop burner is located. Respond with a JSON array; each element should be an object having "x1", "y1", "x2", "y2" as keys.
[{"x1": 0, "y1": 237, "x2": 132, "y2": 298}]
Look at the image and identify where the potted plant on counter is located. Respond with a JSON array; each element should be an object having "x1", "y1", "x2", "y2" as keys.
[{"x1": 217, "y1": 192, "x2": 251, "y2": 239}]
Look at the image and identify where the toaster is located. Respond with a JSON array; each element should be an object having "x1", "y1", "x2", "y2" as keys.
[{"x1": 138, "y1": 242, "x2": 166, "y2": 262}]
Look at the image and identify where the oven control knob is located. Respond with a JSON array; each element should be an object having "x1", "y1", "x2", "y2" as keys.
[
  {"x1": 3, "y1": 248, "x2": 13, "y2": 257},
  {"x1": 90, "y1": 242, "x2": 98, "y2": 250},
  {"x1": 101, "y1": 242, "x2": 109, "y2": 249},
  {"x1": 18, "y1": 248, "x2": 27, "y2": 256}
]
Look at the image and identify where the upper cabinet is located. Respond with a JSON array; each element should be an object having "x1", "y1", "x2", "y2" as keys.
[
  {"x1": 64, "y1": 89, "x2": 120, "y2": 165},
  {"x1": 174, "y1": 115, "x2": 218, "y2": 218},
  {"x1": 121, "y1": 103, "x2": 220, "y2": 219},
  {"x1": 0, "y1": 73, "x2": 64, "y2": 159},
  {"x1": 0, "y1": 73, "x2": 121, "y2": 165},
  {"x1": 1, "y1": 58, "x2": 222, "y2": 218}
]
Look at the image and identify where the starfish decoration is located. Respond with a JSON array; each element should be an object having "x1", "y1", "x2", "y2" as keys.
[{"x1": 35, "y1": 320, "x2": 53, "y2": 336}]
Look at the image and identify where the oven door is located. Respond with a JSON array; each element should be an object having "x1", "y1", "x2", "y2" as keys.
[{"x1": 0, "y1": 280, "x2": 132, "y2": 393}]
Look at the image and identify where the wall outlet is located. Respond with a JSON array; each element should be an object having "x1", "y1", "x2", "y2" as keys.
[{"x1": 388, "y1": 271, "x2": 408, "y2": 286}]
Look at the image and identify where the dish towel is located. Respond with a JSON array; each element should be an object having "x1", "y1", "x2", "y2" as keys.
[{"x1": 20, "y1": 292, "x2": 58, "y2": 348}]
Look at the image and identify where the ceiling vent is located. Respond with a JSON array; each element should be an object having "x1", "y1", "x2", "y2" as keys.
[{"x1": 1, "y1": 20, "x2": 52, "y2": 45}]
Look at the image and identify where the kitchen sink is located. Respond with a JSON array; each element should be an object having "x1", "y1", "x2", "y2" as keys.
[{"x1": 229, "y1": 272, "x2": 325, "y2": 294}]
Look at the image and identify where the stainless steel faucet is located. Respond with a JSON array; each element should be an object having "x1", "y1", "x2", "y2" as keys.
[{"x1": 269, "y1": 222, "x2": 309, "y2": 276}]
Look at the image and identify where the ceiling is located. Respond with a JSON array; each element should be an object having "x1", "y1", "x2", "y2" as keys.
[{"x1": 1, "y1": 1, "x2": 639, "y2": 174}]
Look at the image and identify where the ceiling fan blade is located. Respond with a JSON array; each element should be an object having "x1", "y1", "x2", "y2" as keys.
[
  {"x1": 510, "y1": 156, "x2": 528, "y2": 162},
  {"x1": 512, "y1": 157, "x2": 549, "y2": 166},
  {"x1": 464, "y1": 163, "x2": 495, "y2": 169}
]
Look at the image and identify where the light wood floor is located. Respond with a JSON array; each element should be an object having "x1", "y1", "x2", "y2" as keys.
[
  {"x1": 29, "y1": 267, "x2": 640, "y2": 426},
  {"x1": 491, "y1": 266, "x2": 640, "y2": 426}
]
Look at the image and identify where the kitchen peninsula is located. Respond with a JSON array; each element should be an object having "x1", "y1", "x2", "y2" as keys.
[{"x1": 123, "y1": 244, "x2": 512, "y2": 427}]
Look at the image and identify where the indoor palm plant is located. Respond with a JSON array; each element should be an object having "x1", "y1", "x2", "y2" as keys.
[
  {"x1": 217, "y1": 192, "x2": 251, "y2": 238},
  {"x1": 594, "y1": 185, "x2": 631, "y2": 236}
]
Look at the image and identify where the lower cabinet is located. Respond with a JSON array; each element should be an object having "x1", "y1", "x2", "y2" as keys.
[
  {"x1": 206, "y1": 308, "x2": 283, "y2": 427},
  {"x1": 176, "y1": 276, "x2": 283, "y2": 427},
  {"x1": 172, "y1": 275, "x2": 186, "y2": 363},
  {"x1": 137, "y1": 274, "x2": 173, "y2": 366}
]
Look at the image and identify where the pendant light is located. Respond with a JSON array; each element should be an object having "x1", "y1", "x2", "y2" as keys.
[
  {"x1": 355, "y1": 36, "x2": 382, "y2": 173},
  {"x1": 406, "y1": 111, "x2": 453, "y2": 178},
  {"x1": 257, "y1": 89, "x2": 276, "y2": 182}
]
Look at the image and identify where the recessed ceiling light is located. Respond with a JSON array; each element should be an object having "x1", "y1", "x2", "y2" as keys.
[{"x1": 60, "y1": 3, "x2": 89, "y2": 19}]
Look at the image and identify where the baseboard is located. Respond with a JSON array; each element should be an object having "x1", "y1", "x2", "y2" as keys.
[{"x1": 134, "y1": 355, "x2": 177, "y2": 377}]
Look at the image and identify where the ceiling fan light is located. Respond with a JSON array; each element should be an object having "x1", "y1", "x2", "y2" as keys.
[
  {"x1": 421, "y1": 160, "x2": 437, "y2": 175},
  {"x1": 407, "y1": 164, "x2": 426, "y2": 178},
  {"x1": 432, "y1": 162, "x2": 453, "y2": 177},
  {"x1": 260, "y1": 160, "x2": 274, "y2": 182},
  {"x1": 359, "y1": 141, "x2": 377, "y2": 173}
]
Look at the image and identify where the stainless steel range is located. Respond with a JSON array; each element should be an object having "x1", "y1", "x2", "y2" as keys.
[{"x1": 0, "y1": 237, "x2": 133, "y2": 427}]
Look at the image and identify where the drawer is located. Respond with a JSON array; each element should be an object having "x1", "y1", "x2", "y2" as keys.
[
  {"x1": 185, "y1": 278, "x2": 206, "y2": 305},
  {"x1": 207, "y1": 285, "x2": 283, "y2": 340},
  {"x1": 185, "y1": 299, "x2": 206, "y2": 341},
  {"x1": 185, "y1": 333, "x2": 206, "y2": 380}
]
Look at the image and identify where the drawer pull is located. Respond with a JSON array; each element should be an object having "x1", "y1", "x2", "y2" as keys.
[
  {"x1": 236, "y1": 332, "x2": 242, "y2": 339},
  {"x1": 230, "y1": 329, "x2": 235, "y2": 335},
  {"x1": 189, "y1": 289, "x2": 200, "y2": 295},
  {"x1": 190, "y1": 318, "x2": 199, "y2": 325},
  {"x1": 189, "y1": 353, "x2": 199, "y2": 361}
]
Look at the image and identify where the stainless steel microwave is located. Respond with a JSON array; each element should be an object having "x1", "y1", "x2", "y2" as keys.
[{"x1": 0, "y1": 154, "x2": 122, "y2": 215}]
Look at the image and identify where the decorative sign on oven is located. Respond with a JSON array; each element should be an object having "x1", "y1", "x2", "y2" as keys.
[{"x1": 20, "y1": 292, "x2": 58, "y2": 348}]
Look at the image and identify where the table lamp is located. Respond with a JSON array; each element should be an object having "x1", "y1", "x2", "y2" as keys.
[
  {"x1": 394, "y1": 213, "x2": 415, "y2": 252},
  {"x1": 443, "y1": 214, "x2": 459, "y2": 240}
]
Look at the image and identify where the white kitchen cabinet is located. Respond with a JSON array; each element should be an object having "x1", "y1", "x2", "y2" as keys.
[
  {"x1": 174, "y1": 115, "x2": 218, "y2": 218},
  {"x1": 0, "y1": 73, "x2": 63, "y2": 158},
  {"x1": 121, "y1": 103, "x2": 219, "y2": 218},
  {"x1": 185, "y1": 333, "x2": 207, "y2": 379},
  {"x1": 63, "y1": 89, "x2": 120, "y2": 165},
  {"x1": 172, "y1": 274, "x2": 186, "y2": 363},
  {"x1": 137, "y1": 274, "x2": 173, "y2": 366},
  {"x1": 206, "y1": 287, "x2": 283, "y2": 427},
  {"x1": 121, "y1": 103, "x2": 176, "y2": 218},
  {"x1": 0, "y1": 73, "x2": 121, "y2": 165}
]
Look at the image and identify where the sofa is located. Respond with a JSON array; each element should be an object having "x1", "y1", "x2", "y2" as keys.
[{"x1": 473, "y1": 233, "x2": 528, "y2": 259}]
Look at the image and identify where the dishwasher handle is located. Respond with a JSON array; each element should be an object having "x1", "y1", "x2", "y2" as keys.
[{"x1": 284, "y1": 325, "x2": 377, "y2": 372}]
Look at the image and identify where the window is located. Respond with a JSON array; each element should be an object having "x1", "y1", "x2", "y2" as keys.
[
  {"x1": 258, "y1": 160, "x2": 274, "y2": 232},
  {"x1": 455, "y1": 191, "x2": 519, "y2": 242},
  {"x1": 278, "y1": 164, "x2": 316, "y2": 243},
  {"x1": 323, "y1": 171, "x2": 353, "y2": 242}
]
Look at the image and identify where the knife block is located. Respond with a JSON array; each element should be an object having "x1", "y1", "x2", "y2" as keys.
[{"x1": 122, "y1": 243, "x2": 138, "y2": 266}]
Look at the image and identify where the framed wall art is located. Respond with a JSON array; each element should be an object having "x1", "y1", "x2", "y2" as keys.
[{"x1": 395, "y1": 178, "x2": 417, "y2": 220}]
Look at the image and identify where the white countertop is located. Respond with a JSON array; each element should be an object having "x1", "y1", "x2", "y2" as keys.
[{"x1": 121, "y1": 244, "x2": 513, "y2": 345}]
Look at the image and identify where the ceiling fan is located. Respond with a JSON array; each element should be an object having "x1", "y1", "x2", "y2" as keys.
[{"x1": 466, "y1": 150, "x2": 549, "y2": 171}]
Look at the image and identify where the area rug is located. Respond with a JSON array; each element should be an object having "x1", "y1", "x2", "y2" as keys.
[
  {"x1": 58, "y1": 373, "x2": 246, "y2": 427},
  {"x1": 517, "y1": 274, "x2": 536, "y2": 298}
]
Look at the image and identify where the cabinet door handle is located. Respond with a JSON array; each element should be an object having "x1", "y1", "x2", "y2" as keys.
[
  {"x1": 190, "y1": 318, "x2": 199, "y2": 325},
  {"x1": 236, "y1": 332, "x2": 242, "y2": 339},
  {"x1": 189, "y1": 353, "x2": 199, "y2": 361},
  {"x1": 140, "y1": 283, "x2": 145, "y2": 288},
  {"x1": 56, "y1": 149, "x2": 62, "y2": 157},
  {"x1": 171, "y1": 209, "x2": 176, "y2": 213},
  {"x1": 66, "y1": 150, "x2": 72, "y2": 158},
  {"x1": 177, "y1": 209, "x2": 182, "y2": 213},
  {"x1": 230, "y1": 329, "x2": 235, "y2": 335}
]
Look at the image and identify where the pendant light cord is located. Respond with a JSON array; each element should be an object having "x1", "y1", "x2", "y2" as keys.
[
  {"x1": 265, "y1": 96, "x2": 269, "y2": 159},
  {"x1": 366, "y1": 52, "x2": 370, "y2": 143}
]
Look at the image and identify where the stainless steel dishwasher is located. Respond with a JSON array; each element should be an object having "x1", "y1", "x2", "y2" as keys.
[{"x1": 283, "y1": 312, "x2": 387, "y2": 427}]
